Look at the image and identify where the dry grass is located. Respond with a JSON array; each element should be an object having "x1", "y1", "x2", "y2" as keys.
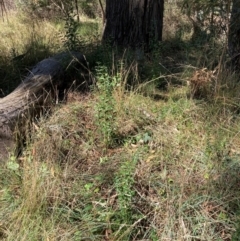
[
  {"x1": 1, "y1": 83, "x2": 240, "y2": 240},
  {"x1": 0, "y1": 12, "x2": 62, "y2": 56},
  {"x1": 1, "y1": 5, "x2": 240, "y2": 241}
]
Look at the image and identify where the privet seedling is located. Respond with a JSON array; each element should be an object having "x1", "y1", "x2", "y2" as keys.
[{"x1": 95, "y1": 64, "x2": 120, "y2": 148}]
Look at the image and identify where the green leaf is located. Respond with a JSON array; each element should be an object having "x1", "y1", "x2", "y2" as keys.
[{"x1": 7, "y1": 161, "x2": 19, "y2": 171}]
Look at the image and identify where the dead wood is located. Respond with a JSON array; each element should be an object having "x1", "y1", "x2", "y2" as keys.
[{"x1": 0, "y1": 51, "x2": 86, "y2": 141}]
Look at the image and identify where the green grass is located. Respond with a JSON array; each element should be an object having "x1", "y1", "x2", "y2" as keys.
[
  {"x1": 1, "y1": 88, "x2": 240, "y2": 240},
  {"x1": 1, "y1": 7, "x2": 240, "y2": 241}
]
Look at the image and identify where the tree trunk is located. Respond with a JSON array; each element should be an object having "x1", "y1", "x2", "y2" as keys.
[
  {"x1": 102, "y1": 0, "x2": 164, "y2": 51},
  {"x1": 0, "y1": 51, "x2": 86, "y2": 139},
  {"x1": 228, "y1": 0, "x2": 240, "y2": 67}
]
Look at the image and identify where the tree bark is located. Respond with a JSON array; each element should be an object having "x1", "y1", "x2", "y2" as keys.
[
  {"x1": 102, "y1": 0, "x2": 164, "y2": 50},
  {"x1": 228, "y1": 0, "x2": 240, "y2": 67},
  {"x1": 0, "y1": 51, "x2": 86, "y2": 139}
]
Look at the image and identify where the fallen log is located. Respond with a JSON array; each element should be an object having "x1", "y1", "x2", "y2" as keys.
[{"x1": 0, "y1": 51, "x2": 86, "y2": 141}]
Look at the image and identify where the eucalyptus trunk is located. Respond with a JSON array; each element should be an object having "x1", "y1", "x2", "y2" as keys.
[
  {"x1": 228, "y1": 0, "x2": 240, "y2": 67},
  {"x1": 102, "y1": 0, "x2": 164, "y2": 50}
]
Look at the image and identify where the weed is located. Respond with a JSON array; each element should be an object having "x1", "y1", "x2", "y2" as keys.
[
  {"x1": 94, "y1": 63, "x2": 120, "y2": 148},
  {"x1": 111, "y1": 151, "x2": 146, "y2": 240},
  {"x1": 63, "y1": 6, "x2": 80, "y2": 51},
  {"x1": 115, "y1": 156, "x2": 137, "y2": 217}
]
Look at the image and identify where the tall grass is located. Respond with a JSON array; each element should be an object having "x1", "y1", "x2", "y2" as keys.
[
  {"x1": 1, "y1": 5, "x2": 240, "y2": 241},
  {"x1": 2, "y1": 83, "x2": 240, "y2": 240},
  {"x1": 0, "y1": 12, "x2": 63, "y2": 94}
]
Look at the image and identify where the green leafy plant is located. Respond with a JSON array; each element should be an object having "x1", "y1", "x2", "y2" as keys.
[
  {"x1": 115, "y1": 159, "x2": 136, "y2": 215},
  {"x1": 113, "y1": 153, "x2": 139, "y2": 239},
  {"x1": 95, "y1": 64, "x2": 120, "y2": 148},
  {"x1": 63, "y1": 5, "x2": 80, "y2": 50}
]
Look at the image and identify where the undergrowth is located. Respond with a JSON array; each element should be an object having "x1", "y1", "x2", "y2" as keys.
[
  {"x1": 1, "y1": 7, "x2": 240, "y2": 241},
  {"x1": 2, "y1": 84, "x2": 240, "y2": 240}
]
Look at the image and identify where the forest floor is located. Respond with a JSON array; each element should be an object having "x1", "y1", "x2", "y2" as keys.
[{"x1": 0, "y1": 9, "x2": 240, "y2": 241}]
